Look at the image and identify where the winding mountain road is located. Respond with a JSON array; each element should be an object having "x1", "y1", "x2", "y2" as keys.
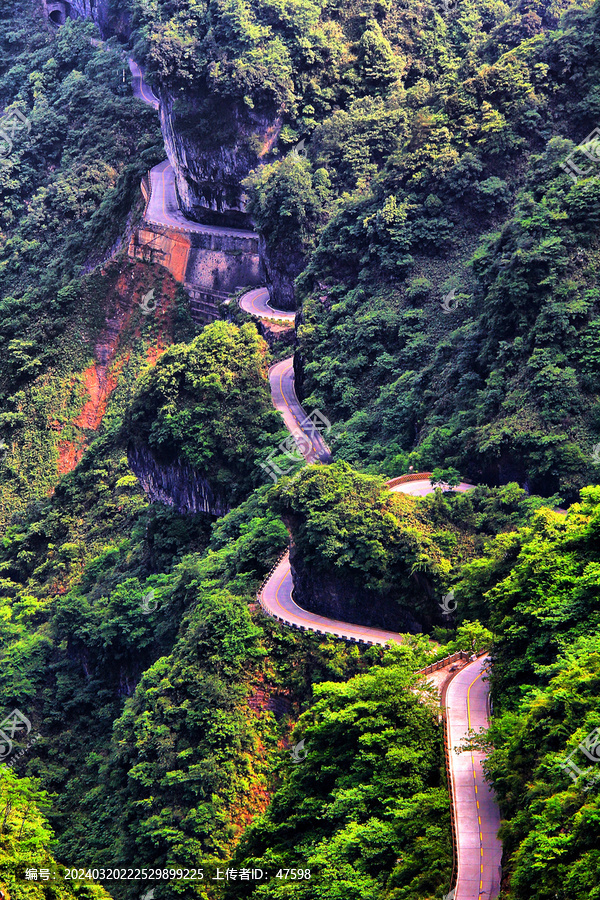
[
  {"x1": 144, "y1": 159, "x2": 257, "y2": 238},
  {"x1": 128, "y1": 70, "x2": 255, "y2": 239},
  {"x1": 268, "y1": 358, "x2": 331, "y2": 464},
  {"x1": 127, "y1": 57, "x2": 501, "y2": 900},
  {"x1": 128, "y1": 59, "x2": 160, "y2": 110},
  {"x1": 254, "y1": 317, "x2": 499, "y2": 900},
  {"x1": 446, "y1": 656, "x2": 502, "y2": 900},
  {"x1": 260, "y1": 551, "x2": 404, "y2": 645},
  {"x1": 239, "y1": 287, "x2": 296, "y2": 322}
]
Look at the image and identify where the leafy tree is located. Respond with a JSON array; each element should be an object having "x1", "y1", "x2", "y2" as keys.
[
  {"x1": 228, "y1": 657, "x2": 452, "y2": 900},
  {"x1": 430, "y1": 467, "x2": 463, "y2": 489}
]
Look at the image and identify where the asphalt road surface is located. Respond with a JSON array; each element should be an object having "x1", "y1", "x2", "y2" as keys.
[
  {"x1": 259, "y1": 552, "x2": 404, "y2": 645},
  {"x1": 239, "y1": 287, "x2": 296, "y2": 322},
  {"x1": 128, "y1": 59, "x2": 160, "y2": 110},
  {"x1": 144, "y1": 159, "x2": 257, "y2": 238},
  {"x1": 269, "y1": 357, "x2": 331, "y2": 464},
  {"x1": 391, "y1": 478, "x2": 476, "y2": 496},
  {"x1": 446, "y1": 656, "x2": 502, "y2": 900},
  {"x1": 128, "y1": 63, "x2": 257, "y2": 239}
]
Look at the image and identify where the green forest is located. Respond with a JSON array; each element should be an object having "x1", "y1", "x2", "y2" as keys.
[{"x1": 0, "y1": 0, "x2": 599, "y2": 898}]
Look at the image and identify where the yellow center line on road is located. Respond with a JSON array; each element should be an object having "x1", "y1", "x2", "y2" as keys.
[
  {"x1": 466, "y1": 665, "x2": 488, "y2": 900},
  {"x1": 142, "y1": 81, "x2": 154, "y2": 104},
  {"x1": 275, "y1": 360, "x2": 326, "y2": 464},
  {"x1": 467, "y1": 667, "x2": 486, "y2": 730},
  {"x1": 274, "y1": 567, "x2": 291, "y2": 616},
  {"x1": 278, "y1": 361, "x2": 305, "y2": 432},
  {"x1": 271, "y1": 559, "x2": 396, "y2": 642}
]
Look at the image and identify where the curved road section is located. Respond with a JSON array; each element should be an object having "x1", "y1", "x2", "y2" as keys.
[
  {"x1": 129, "y1": 65, "x2": 257, "y2": 241},
  {"x1": 239, "y1": 287, "x2": 296, "y2": 322},
  {"x1": 145, "y1": 159, "x2": 257, "y2": 239},
  {"x1": 392, "y1": 478, "x2": 476, "y2": 496},
  {"x1": 260, "y1": 552, "x2": 403, "y2": 645},
  {"x1": 269, "y1": 358, "x2": 331, "y2": 464},
  {"x1": 446, "y1": 656, "x2": 502, "y2": 900},
  {"x1": 128, "y1": 59, "x2": 160, "y2": 110}
]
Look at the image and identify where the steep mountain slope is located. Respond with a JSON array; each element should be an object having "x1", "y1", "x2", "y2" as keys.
[
  {"x1": 0, "y1": 0, "x2": 168, "y2": 523},
  {"x1": 117, "y1": 0, "x2": 600, "y2": 499},
  {"x1": 2, "y1": 2, "x2": 600, "y2": 900}
]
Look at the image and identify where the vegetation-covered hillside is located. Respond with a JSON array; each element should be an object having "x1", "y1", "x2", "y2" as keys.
[
  {"x1": 1, "y1": 1, "x2": 600, "y2": 899},
  {"x1": 122, "y1": 0, "x2": 600, "y2": 498},
  {"x1": 0, "y1": 0, "x2": 166, "y2": 521},
  {"x1": 126, "y1": 320, "x2": 285, "y2": 507},
  {"x1": 229, "y1": 653, "x2": 452, "y2": 900},
  {"x1": 453, "y1": 487, "x2": 600, "y2": 899},
  {"x1": 0, "y1": 770, "x2": 111, "y2": 900}
]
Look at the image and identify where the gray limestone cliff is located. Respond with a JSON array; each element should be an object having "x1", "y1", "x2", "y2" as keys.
[
  {"x1": 42, "y1": 0, "x2": 128, "y2": 37},
  {"x1": 127, "y1": 444, "x2": 229, "y2": 517},
  {"x1": 288, "y1": 539, "x2": 442, "y2": 635},
  {"x1": 159, "y1": 92, "x2": 280, "y2": 225},
  {"x1": 43, "y1": 1, "x2": 294, "y2": 301},
  {"x1": 259, "y1": 234, "x2": 302, "y2": 312}
]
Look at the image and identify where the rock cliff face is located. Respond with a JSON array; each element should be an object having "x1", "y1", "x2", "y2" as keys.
[
  {"x1": 44, "y1": 1, "x2": 293, "y2": 301},
  {"x1": 259, "y1": 235, "x2": 302, "y2": 311},
  {"x1": 128, "y1": 223, "x2": 262, "y2": 295},
  {"x1": 128, "y1": 444, "x2": 229, "y2": 517},
  {"x1": 289, "y1": 539, "x2": 444, "y2": 634},
  {"x1": 42, "y1": 0, "x2": 124, "y2": 36},
  {"x1": 160, "y1": 93, "x2": 280, "y2": 223},
  {"x1": 159, "y1": 100, "x2": 295, "y2": 304}
]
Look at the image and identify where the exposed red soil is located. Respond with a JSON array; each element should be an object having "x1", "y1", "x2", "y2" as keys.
[{"x1": 56, "y1": 262, "x2": 179, "y2": 477}]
